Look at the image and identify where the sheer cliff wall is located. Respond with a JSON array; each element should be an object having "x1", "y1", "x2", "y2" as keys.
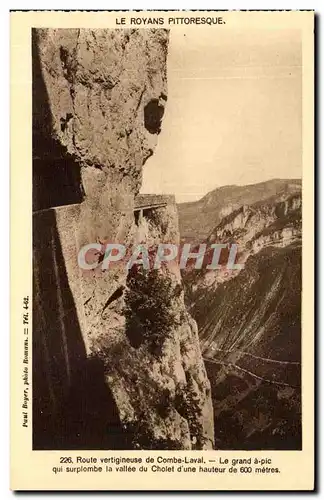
[{"x1": 32, "y1": 28, "x2": 214, "y2": 450}]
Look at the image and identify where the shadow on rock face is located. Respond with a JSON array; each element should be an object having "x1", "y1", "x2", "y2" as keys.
[
  {"x1": 33, "y1": 209, "x2": 128, "y2": 450},
  {"x1": 58, "y1": 356, "x2": 129, "y2": 450}
]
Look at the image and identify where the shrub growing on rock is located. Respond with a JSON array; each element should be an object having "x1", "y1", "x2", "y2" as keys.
[{"x1": 124, "y1": 265, "x2": 180, "y2": 355}]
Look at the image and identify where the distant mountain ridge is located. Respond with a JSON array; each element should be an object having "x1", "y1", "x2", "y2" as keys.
[{"x1": 178, "y1": 178, "x2": 302, "y2": 242}]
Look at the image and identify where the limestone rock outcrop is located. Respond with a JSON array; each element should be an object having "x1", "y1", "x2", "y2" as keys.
[{"x1": 32, "y1": 28, "x2": 214, "y2": 450}]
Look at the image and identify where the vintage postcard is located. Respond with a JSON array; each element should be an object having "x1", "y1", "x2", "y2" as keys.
[{"x1": 10, "y1": 10, "x2": 314, "y2": 491}]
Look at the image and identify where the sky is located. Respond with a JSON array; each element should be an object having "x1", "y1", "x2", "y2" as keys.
[{"x1": 141, "y1": 28, "x2": 302, "y2": 203}]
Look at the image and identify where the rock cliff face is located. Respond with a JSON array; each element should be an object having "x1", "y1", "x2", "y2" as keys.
[
  {"x1": 33, "y1": 28, "x2": 213, "y2": 450},
  {"x1": 91, "y1": 205, "x2": 214, "y2": 449},
  {"x1": 184, "y1": 190, "x2": 302, "y2": 315},
  {"x1": 203, "y1": 243, "x2": 301, "y2": 450},
  {"x1": 181, "y1": 185, "x2": 302, "y2": 449}
]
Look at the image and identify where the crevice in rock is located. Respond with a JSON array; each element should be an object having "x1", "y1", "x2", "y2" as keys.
[
  {"x1": 60, "y1": 113, "x2": 73, "y2": 132},
  {"x1": 144, "y1": 98, "x2": 165, "y2": 134},
  {"x1": 101, "y1": 286, "x2": 125, "y2": 316}
]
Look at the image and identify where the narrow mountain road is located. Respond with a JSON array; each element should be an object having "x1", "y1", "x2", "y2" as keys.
[
  {"x1": 203, "y1": 357, "x2": 300, "y2": 389},
  {"x1": 206, "y1": 347, "x2": 300, "y2": 365}
]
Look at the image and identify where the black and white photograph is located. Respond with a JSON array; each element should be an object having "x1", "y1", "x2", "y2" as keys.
[
  {"x1": 32, "y1": 25, "x2": 302, "y2": 452},
  {"x1": 9, "y1": 9, "x2": 315, "y2": 492}
]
